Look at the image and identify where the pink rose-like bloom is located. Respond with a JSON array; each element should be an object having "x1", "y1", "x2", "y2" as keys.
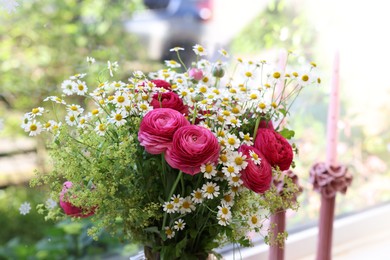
[
  {"x1": 188, "y1": 68, "x2": 204, "y2": 81},
  {"x1": 254, "y1": 128, "x2": 293, "y2": 171},
  {"x1": 138, "y1": 108, "x2": 190, "y2": 154},
  {"x1": 151, "y1": 79, "x2": 172, "y2": 90},
  {"x1": 59, "y1": 181, "x2": 95, "y2": 218},
  {"x1": 238, "y1": 145, "x2": 272, "y2": 194},
  {"x1": 151, "y1": 91, "x2": 189, "y2": 115},
  {"x1": 165, "y1": 125, "x2": 220, "y2": 175}
]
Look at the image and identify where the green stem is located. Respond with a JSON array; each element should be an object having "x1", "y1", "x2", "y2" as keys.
[
  {"x1": 162, "y1": 171, "x2": 183, "y2": 230},
  {"x1": 252, "y1": 116, "x2": 262, "y2": 141}
]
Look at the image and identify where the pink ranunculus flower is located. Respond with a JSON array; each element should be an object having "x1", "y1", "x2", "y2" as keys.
[
  {"x1": 188, "y1": 68, "x2": 204, "y2": 81},
  {"x1": 238, "y1": 145, "x2": 272, "y2": 194},
  {"x1": 151, "y1": 91, "x2": 189, "y2": 115},
  {"x1": 59, "y1": 181, "x2": 95, "y2": 218},
  {"x1": 138, "y1": 108, "x2": 190, "y2": 154},
  {"x1": 165, "y1": 125, "x2": 220, "y2": 175},
  {"x1": 151, "y1": 79, "x2": 172, "y2": 90},
  {"x1": 254, "y1": 128, "x2": 293, "y2": 171}
]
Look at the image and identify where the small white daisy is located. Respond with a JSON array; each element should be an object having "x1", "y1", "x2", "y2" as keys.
[
  {"x1": 108, "y1": 110, "x2": 128, "y2": 126},
  {"x1": 86, "y1": 56, "x2": 96, "y2": 64},
  {"x1": 173, "y1": 219, "x2": 186, "y2": 231},
  {"x1": 162, "y1": 201, "x2": 176, "y2": 214},
  {"x1": 191, "y1": 189, "x2": 204, "y2": 204},
  {"x1": 24, "y1": 120, "x2": 43, "y2": 136},
  {"x1": 193, "y1": 44, "x2": 207, "y2": 56},
  {"x1": 179, "y1": 196, "x2": 196, "y2": 214},
  {"x1": 43, "y1": 96, "x2": 66, "y2": 104},
  {"x1": 19, "y1": 202, "x2": 31, "y2": 215},
  {"x1": 65, "y1": 114, "x2": 77, "y2": 126},
  {"x1": 239, "y1": 132, "x2": 253, "y2": 146},
  {"x1": 202, "y1": 182, "x2": 220, "y2": 199},
  {"x1": 75, "y1": 80, "x2": 88, "y2": 95},
  {"x1": 66, "y1": 104, "x2": 84, "y2": 116},
  {"x1": 171, "y1": 194, "x2": 183, "y2": 209},
  {"x1": 61, "y1": 79, "x2": 77, "y2": 95},
  {"x1": 29, "y1": 107, "x2": 45, "y2": 118},
  {"x1": 94, "y1": 122, "x2": 106, "y2": 136},
  {"x1": 218, "y1": 48, "x2": 229, "y2": 58},
  {"x1": 165, "y1": 60, "x2": 181, "y2": 68},
  {"x1": 169, "y1": 47, "x2": 184, "y2": 52},
  {"x1": 217, "y1": 215, "x2": 230, "y2": 226},
  {"x1": 248, "y1": 214, "x2": 262, "y2": 229},
  {"x1": 221, "y1": 192, "x2": 235, "y2": 206},
  {"x1": 165, "y1": 226, "x2": 175, "y2": 239},
  {"x1": 249, "y1": 150, "x2": 261, "y2": 165},
  {"x1": 200, "y1": 163, "x2": 217, "y2": 179},
  {"x1": 217, "y1": 204, "x2": 232, "y2": 219}
]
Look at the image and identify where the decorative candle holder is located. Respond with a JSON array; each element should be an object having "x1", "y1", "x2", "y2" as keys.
[{"x1": 309, "y1": 162, "x2": 352, "y2": 260}]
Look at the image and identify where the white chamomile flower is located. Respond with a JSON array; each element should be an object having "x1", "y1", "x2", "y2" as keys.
[
  {"x1": 239, "y1": 132, "x2": 253, "y2": 145},
  {"x1": 165, "y1": 60, "x2": 181, "y2": 68},
  {"x1": 169, "y1": 46, "x2": 184, "y2": 52},
  {"x1": 173, "y1": 219, "x2": 186, "y2": 231},
  {"x1": 65, "y1": 114, "x2": 77, "y2": 126},
  {"x1": 45, "y1": 198, "x2": 57, "y2": 209},
  {"x1": 202, "y1": 182, "x2": 220, "y2": 199},
  {"x1": 163, "y1": 201, "x2": 176, "y2": 214},
  {"x1": 256, "y1": 101, "x2": 269, "y2": 114},
  {"x1": 107, "y1": 60, "x2": 119, "y2": 77},
  {"x1": 29, "y1": 107, "x2": 45, "y2": 118},
  {"x1": 77, "y1": 116, "x2": 88, "y2": 129},
  {"x1": 44, "y1": 96, "x2": 66, "y2": 104},
  {"x1": 222, "y1": 164, "x2": 240, "y2": 177},
  {"x1": 200, "y1": 163, "x2": 217, "y2": 179},
  {"x1": 95, "y1": 122, "x2": 106, "y2": 136},
  {"x1": 191, "y1": 189, "x2": 204, "y2": 204},
  {"x1": 24, "y1": 120, "x2": 43, "y2": 136},
  {"x1": 248, "y1": 214, "x2": 262, "y2": 229},
  {"x1": 109, "y1": 110, "x2": 128, "y2": 126},
  {"x1": 218, "y1": 48, "x2": 229, "y2": 58},
  {"x1": 133, "y1": 70, "x2": 145, "y2": 79},
  {"x1": 193, "y1": 44, "x2": 207, "y2": 56},
  {"x1": 217, "y1": 215, "x2": 230, "y2": 226},
  {"x1": 217, "y1": 204, "x2": 232, "y2": 219},
  {"x1": 165, "y1": 226, "x2": 175, "y2": 239},
  {"x1": 171, "y1": 194, "x2": 183, "y2": 209},
  {"x1": 19, "y1": 202, "x2": 31, "y2": 215},
  {"x1": 69, "y1": 73, "x2": 87, "y2": 80},
  {"x1": 249, "y1": 150, "x2": 261, "y2": 165},
  {"x1": 61, "y1": 79, "x2": 76, "y2": 95},
  {"x1": 225, "y1": 133, "x2": 240, "y2": 150},
  {"x1": 86, "y1": 56, "x2": 96, "y2": 64},
  {"x1": 230, "y1": 151, "x2": 248, "y2": 170},
  {"x1": 75, "y1": 80, "x2": 88, "y2": 95},
  {"x1": 221, "y1": 192, "x2": 235, "y2": 206},
  {"x1": 228, "y1": 174, "x2": 243, "y2": 187},
  {"x1": 113, "y1": 91, "x2": 130, "y2": 107},
  {"x1": 179, "y1": 196, "x2": 196, "y2": 214},
  {"x1": 66, "y1": 104, "x2": 84, "y2": 116}
]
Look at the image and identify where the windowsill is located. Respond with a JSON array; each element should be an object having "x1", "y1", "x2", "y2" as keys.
[{"x1": 222, "y1": 203, "x2": 390, "y2": 260}]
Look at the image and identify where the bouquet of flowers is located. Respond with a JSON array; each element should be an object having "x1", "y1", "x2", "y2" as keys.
[{"x1": 22, "y1": 45, "x2": 319, "y2": 259}]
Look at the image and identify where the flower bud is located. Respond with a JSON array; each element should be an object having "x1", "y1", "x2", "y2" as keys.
[
  {"x1": 212, "y1": 64, "x2": 225, "y2": 78},
  {"x1": 188, "y1": 68, "x2": 204, "y2": 81}
]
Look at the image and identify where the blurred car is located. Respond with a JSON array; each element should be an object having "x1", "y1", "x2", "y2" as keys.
[{"x1": 124, "y1": 0, "x2": 214, "y2": 63}]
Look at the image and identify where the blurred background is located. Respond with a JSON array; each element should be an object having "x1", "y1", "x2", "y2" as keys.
[{"x1": 1, "y1": 0, "x2": 390, "y2": 259}]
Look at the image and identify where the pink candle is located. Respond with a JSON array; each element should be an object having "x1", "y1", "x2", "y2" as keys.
[{"x1": 326, "y1": 51, "x2": 340, "y2": 167}]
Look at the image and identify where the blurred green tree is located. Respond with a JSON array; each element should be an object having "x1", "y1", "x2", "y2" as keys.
[{"x1": 0, "y1": 0, "x2": 144, "y2": 112}]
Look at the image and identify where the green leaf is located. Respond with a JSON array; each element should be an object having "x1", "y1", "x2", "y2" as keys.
[{"x1": 279, "y1": 128, "x2": 295, "y2": 139}]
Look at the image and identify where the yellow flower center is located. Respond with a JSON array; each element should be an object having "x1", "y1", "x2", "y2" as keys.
[
  {"x1": 206, "y1": 186, "x2": 215, "y2": 194},
  {"x1": 117, "y1": 96, "x2": 125, "y2": 103},
  {"x1": 99, "y1": 124, "x2": 105, "y2": 131},
  {"x1": 258, "y1": 103, "x2": 266, "y2": 109},
  {"x1": 235, "y1": 157, "x2": 243, "y2": 165},
  {"x1": 199, "y1": 86, "x2": 207, "y2": 93},
  {"x1": 205, "y1": 165, "x2": 213, "y2": 173},
  {"x1": 224, "y1": 194, "x2": 232, "y2": 202},
  {"x1": 92, "y1": 109, "x2": 99, "y2": 115},
  {"x1": 70, "y1": 105, "x2": 78, "y2": 111},
  {"x1": 271, "y1": 102, "x2": 278, "y2": 108},
  {"x1": 273, "y1": 72, "x2": 281, "y2": 79},
  {"x1": 30, "y1": 124, "x2": 37, "y2": 131},
  {"x1": 32, "y1": 108, "x2": 39, "y2": 114},
  {"x1": 222, "y1": 207, "x2": 229, "y2": 215},
  {"x1": 232, "y1": 176, "x2": 240, "y2": 182},
  {"x1": 292, "y1": 72, "x2": 299, "y2": 77},
  {"x1": 115, "y1": 114, "x2": 123, "y2": 121},
  {"x1": 167, "y1": 203, "x2": 174, "y2": 210},
  {"x1": 182, "y1": 201, "x2": 190, "y2": 209},
  {"x1": 250, "y1": 93, "x2": 258, "y2": 99},
  {"x1": 228, "y1": 138, "x2": 236, "y2": 145},
  {"x1": 302, "y1": 75, "x2": 309, "y2": 82},
  {"x1": 78, "y1": 84, "x2": 84, "y2": 90},
  {"x1": 220, "y1": 154, "x2": 228, "y2": 163},
  {"x1": 222, "y1": 110, "x2": 230, "y2": 116},
  {"x1": 245, "y1": 71, "x2": 252, "y2": 78},
  {"x1": 195, "y1": 192, "x2": 202, "y2": 199},
  {"x1": 45, "y1": 122, "x2": 51, "y2": 128}
]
